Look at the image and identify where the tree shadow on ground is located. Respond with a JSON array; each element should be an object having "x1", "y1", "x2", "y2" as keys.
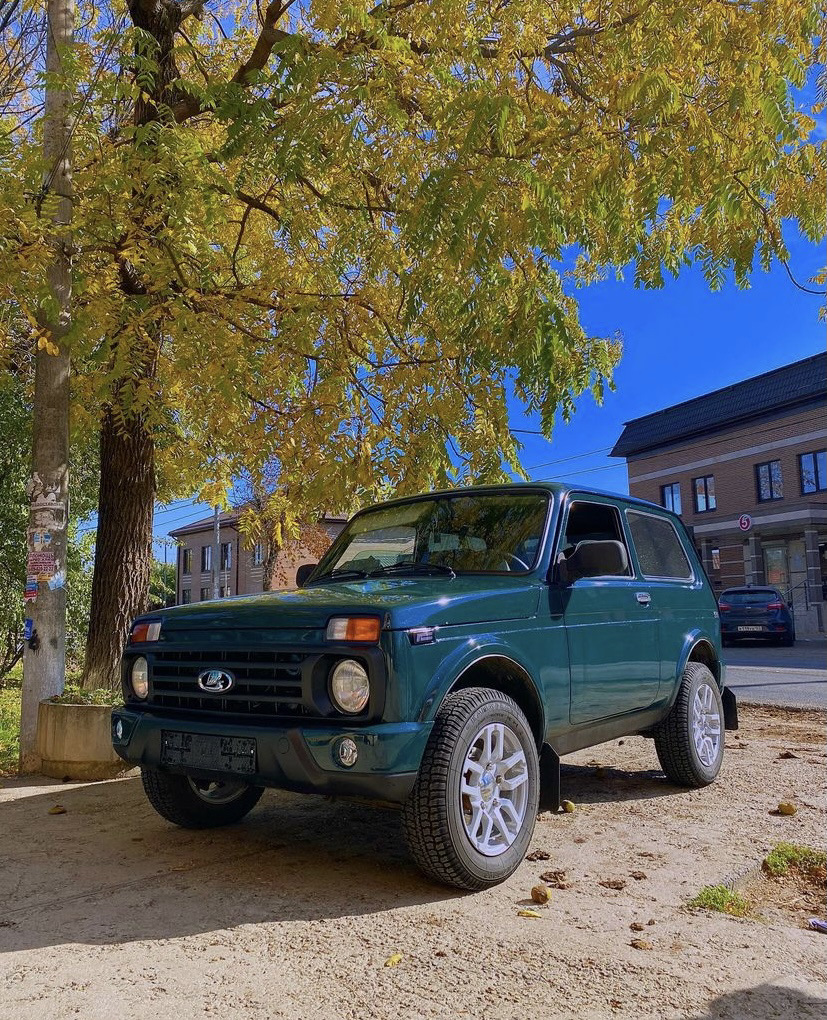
[
  {"x1": 0, "y1": 775, "x2": 455, "y2": 953},
  {"x1": 693, "y1": 982, "x2": 827, "y2": 1020}
]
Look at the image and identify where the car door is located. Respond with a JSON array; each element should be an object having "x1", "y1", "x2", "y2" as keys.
[
  {"x1": 625, "y1": 508, "x2": 706, "y2": 674},
  {"x1": 558, "y1": 498, "x2": 661, "y2": 725}
]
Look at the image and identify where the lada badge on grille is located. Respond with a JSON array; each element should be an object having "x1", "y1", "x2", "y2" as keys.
[{"x1": 197, "y1": 669, "x2": 235, "y2": 693}]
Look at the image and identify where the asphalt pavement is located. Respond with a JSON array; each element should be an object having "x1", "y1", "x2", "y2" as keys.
[{"x1": 723, "y1": 638, "x2": 827, "y2": 710}]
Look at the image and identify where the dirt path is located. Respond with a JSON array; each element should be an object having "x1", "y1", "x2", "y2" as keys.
[{"x1": 1, "y1": 704, "x2": 825, "y2": 1020}]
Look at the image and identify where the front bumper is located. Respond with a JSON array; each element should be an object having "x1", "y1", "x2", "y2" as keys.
[{"x1": 111, "y1": 707, "x2": 431, "y2": 803}]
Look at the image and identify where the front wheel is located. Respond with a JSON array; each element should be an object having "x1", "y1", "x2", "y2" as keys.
[
  {"x1": 402, "y1": 687, "x2": 539, "y2": 890},
  {"x1": 141, "y1": 768, "x2": 264, "y2": 828},
  {"x1": 654, "y1": 662, "x2": 724, "y2": 787}
]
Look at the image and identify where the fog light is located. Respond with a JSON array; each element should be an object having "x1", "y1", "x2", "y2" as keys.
[
  {"x1": 336, "y1": 737, "x2": 358, "y2": 768},
  {"x1": 115, "y1": 719, "x2": 124, "y2": 740}
]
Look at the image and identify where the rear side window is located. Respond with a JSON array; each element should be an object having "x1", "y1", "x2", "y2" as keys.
[{"x1": 627, "y1": 511, "x2": 693, "y2": 581}]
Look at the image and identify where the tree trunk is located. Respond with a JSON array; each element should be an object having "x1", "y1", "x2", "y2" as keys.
[
  {"x1": 19, "y1": 0, "x2": 74, "y2": 769},
  {"x1": 82, "y1": 0, "x2": 183, "y2": 690},
  {"x1": 262, "y1": 535, "x2": 283, "y2": 592},
  {"x1": 83, "y1": 405, "x2": 155, "y2": 689}
]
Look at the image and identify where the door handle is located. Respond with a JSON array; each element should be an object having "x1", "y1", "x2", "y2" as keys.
[{"x1": 636, "y1": 592, "x2": 652, "y2": 606}]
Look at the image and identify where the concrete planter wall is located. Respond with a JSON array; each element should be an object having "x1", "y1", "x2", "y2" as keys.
[{"x1": 36, "y1": 701, "x2": 124, "y2": 781}]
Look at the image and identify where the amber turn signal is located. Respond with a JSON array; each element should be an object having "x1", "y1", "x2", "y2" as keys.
[
  {"x1": 129, "y1": 620, "x2": 162, "y2": 643},
  {"x1": 326, "y1": 616, "x2": 381, "y2": 643}
]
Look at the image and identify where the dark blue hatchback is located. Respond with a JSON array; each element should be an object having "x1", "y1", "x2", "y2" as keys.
[{"x1": 718, "y1": 587, "x2": 795, "y2": 646}]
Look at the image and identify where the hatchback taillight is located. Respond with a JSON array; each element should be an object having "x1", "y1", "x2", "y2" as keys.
[
  {"x1": 766, "y1": 600, "x2": 784, "y2": 610},
  {"x1": 719, "y1": 603, "x2": 731, "y2": 613}
]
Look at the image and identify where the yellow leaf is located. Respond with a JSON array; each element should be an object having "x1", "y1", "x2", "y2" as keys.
[{"x1": 384, "y1": 953, "x2": 403, "y2": 967}]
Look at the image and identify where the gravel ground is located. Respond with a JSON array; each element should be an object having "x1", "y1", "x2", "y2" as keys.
[{"x1": 0, "y1": 703, "x2": 825, "y2": 1020}]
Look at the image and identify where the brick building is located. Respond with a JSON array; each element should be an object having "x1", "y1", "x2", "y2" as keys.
[
  {"x1": 611, "y1": 353, "x2": 827, "y2": 635},
  {"x1": 170, "y1": 512, "x2": 347, "y2": 605}
]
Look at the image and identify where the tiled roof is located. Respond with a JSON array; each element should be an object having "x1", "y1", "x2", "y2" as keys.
[
  {"x1": 169, "y1": 510, "x2": 347, "y2": 538},
  {"x1": 610, "y1": 352, "x2": 826, "y2": 458}
]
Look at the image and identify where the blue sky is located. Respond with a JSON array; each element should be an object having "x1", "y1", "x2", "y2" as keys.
[
  {"x1": 150, "y1": 228, "x2": 824, "y2": 554},
  {"x1": 513, "y1": 228, "x2": 825, "y2": 495}
]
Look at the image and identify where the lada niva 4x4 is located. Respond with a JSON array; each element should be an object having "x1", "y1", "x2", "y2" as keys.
[{"x1": 113, "y1": 484, "x2": 738, "y2": 890}]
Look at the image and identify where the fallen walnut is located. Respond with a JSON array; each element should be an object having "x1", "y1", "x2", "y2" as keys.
[
  {"x1": 630, "y1": 939, "x2": 653, "y2": 951},
  {"x1": 530, "y1": 884, "x2": 552, "y2": 905},
  {"x1": 777, "y1": 801, "x2": 797, "y2": 816}
]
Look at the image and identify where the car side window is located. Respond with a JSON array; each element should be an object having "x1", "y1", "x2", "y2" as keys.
[
  {"x1": 626, "y1": 511, "x2": 693, "y2": 581},
  {"x1": 561, "y1": 501, "x2": 632, "y2": 581}
]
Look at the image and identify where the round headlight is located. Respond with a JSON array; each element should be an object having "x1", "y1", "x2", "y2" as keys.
[
  {"x1": 131, "y1": 656, "x2": 149, "y2": 700},
  {"x1": 330, "y1": 659, "x2": 370, "y2": 714}
]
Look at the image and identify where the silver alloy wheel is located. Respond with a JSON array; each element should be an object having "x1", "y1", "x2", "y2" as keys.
[
  {"x1": 692, "y1": 683, "x2": 722, "y2": 767},
  {"x1": 459, "y1": 721, "x2": 529, "y2": 857},
  {"x1": 187, "y1": 778, "x2": 250, "y2": 804}
]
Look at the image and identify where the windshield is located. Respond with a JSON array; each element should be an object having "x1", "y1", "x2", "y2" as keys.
[{"x1": 312, "y1": 491, "x2": 550, "y2": 579}]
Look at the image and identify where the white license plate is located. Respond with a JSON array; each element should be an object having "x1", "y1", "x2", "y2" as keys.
[{"x1": 737, "y1": 626, "x2": 764, "y2": 632}]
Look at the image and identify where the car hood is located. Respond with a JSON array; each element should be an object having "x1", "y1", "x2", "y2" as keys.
[{"x1": 153, "y1": 576, "x2": 543, "y2": 638}]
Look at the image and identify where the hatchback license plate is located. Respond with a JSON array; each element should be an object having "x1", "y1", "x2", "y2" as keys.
[
  {"x1": 161, "y1": 731, "x2": 256, "y2": 774},
  {"x1": 737, "y1": 625, "x2": 763, "y2": 633}
]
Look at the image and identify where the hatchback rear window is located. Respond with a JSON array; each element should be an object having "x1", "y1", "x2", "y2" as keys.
[{"x1": 721, "y1": 590, "x2": 780, "y2": 605}]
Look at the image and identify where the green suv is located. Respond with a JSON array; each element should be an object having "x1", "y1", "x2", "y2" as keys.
[{"x1": 113, "y1": 483, "x2": 737, "y2": 890}]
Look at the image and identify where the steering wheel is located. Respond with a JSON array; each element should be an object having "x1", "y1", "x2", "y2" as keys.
[{"x1": 503, "y1": 553, "x2": 531, "y2": 571}]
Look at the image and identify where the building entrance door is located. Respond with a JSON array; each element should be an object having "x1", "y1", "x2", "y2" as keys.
[{"x1": 763, "y1": 545, "x2": 788, "y2": 588}]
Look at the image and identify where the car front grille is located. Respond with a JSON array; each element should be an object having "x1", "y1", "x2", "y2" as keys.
[{"x1": 149, "y1": 648, "x2": 314, "y2": 720}]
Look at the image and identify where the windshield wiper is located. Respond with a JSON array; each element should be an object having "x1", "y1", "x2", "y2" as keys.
[
  {"x1": 308, "y1": 567, "x2": 369, "y2": 583},
  {"x1": 370, "y1": 562, "x2": 456, "y2": 579}
]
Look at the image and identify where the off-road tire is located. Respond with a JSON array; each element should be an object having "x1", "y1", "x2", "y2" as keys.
[
  {"x1": 402, "y1": 687, "x2": 539, "y2": 891},
  {"x1": 654, "y1": 662, "x2": 724, "y2": 788},
  {"x1": 141, "y1": 768, "x2": 264, "y2": 828}
]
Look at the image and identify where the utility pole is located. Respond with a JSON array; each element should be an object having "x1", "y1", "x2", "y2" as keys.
[
  {"x1": 20, "y1": 0, "x2": 74, "y2": 771},
  {"x1": 212, "y1": 506, "x2": 220, "y2": 599}
]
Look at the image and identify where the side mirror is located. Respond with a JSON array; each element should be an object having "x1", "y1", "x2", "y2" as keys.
[
  {"x1": 553, "y1": 552, "x2": 569, "y2": 587},
  {"x1": 296, "y1": 563, "x2": 317, "y2": 587}
]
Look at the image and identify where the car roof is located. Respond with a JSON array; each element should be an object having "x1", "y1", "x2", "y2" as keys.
[
  {"x1": 720, "y1": 587, "x2": 780, "y2": 595},
  {"x1": 361, "y1": 480, "x2": 675, "y2": 517}
]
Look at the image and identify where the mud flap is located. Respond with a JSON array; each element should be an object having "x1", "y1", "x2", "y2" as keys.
[
  {"x1": 539, "y1": 743, "x2": 560, "y2": 813},
  {"x1": 722, "y1": 687, "x2": 739, "y2": 731}
]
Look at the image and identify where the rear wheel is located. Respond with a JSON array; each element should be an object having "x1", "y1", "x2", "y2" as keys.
[
  {"x1": 654, "y1": 662, "x2": 724, "y2": 787},
  {"x1": 402, "y1": 687, "x2": 539, "y2": 890},
  {"x1": 141, "y1": 768, "x2": 264, "y2": 828}
]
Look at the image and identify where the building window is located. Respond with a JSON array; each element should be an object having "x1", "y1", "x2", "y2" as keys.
[
  {"x1": 252, "y1": 543, "x2": 263, "y2": 567},
  {"x1": 201, "y1": 545, "x2": 212, "y2": 572},
  {"x1": 220, "y1": 585, "x2": 232, "y2": 598},
  {"x1": 200, "y1": 586, "x2": 211, "y2": 601},
  {"x1": 220, "y1": 541, "x2": 232, "y2": 570},
  {"x1": 660, "y1": 483, "x2": 681, "y2": 515},
  {"x1": 755, "y1": 459, "x2": 783, "y2": 502},
  {"x1": 711, "y1": 548, "x2": 720, "y2": 570},
  {"x1": 800, "y1": 450, "x2": 827, "y2": 494},
  {"x1": 181, "y1": 588, "x2": 191, "y2": 604},
  {"x1": 182, "y1": 547, "x2": 192, "y2": 575},
  {"x1": 693, "y1": 475, "x2": 716, "y2": 513}
]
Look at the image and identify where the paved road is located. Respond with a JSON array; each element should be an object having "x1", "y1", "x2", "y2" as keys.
[{"x1": 723, "y1": 638, "x2": 827, "y2": 710}]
